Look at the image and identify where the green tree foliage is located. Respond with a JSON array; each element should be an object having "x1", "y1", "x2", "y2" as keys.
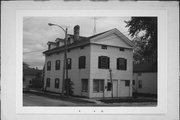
[{"x1": 125, "y1": 17, "x2": 157, "y2": 63}]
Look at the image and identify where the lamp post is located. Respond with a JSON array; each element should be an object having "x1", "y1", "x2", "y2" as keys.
[{"x1": 48, "y1": 23, "x2": 69, "y2": 96}]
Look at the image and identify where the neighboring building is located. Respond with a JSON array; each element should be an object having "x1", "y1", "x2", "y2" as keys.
[
  {"x1": 43, "y1": 25, "x2": 134, "y2": 98},
  {"x1": 133, "y1": 63, "x2": 157, "y2": 96},
  {"x1": 23, "y1": 68, "x2": 42, "y2": 89}
]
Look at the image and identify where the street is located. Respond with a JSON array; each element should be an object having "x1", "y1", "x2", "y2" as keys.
[
  {"x1": 23, "y1": 93, "x2": 77, "y2": 106},
  {"x1": 23, "y1": 92, "x2": 157, "y2": 106}
]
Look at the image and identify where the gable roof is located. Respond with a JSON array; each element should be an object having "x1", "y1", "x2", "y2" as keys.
[{"x1": 43, "y1": 28, "x2": 134, "y2": 54}]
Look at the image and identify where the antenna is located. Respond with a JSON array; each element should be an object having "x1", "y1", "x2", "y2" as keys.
[{"x1": 93, "y1": 17, "x2": 96, "y2": 35}]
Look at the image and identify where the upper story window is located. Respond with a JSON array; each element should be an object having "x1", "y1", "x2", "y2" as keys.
[
  {"x1": 79, "y1": 56, "x2": 86, "y2": 69},
  {"x1": 66, "y1": 58, "x2": 72, "y2": 69},
  {"x1": 117, "y1": 58, "x2": 127, "y2": 70},
  {"x1": 55, "y1": 60, "x2": 60, "y2": 70},
  {"x1": 101, "y1": 45, "x2": 107, "y2": 49},
  {"x1": 55, "y1": 78, "x2": 59, "y2": 88},
  {"x1": 47, "y1": 61, "x2": 51, "y2": 71},
  {"x1": 98, "y1": 56, "x2": 110, "y2": 69},
  {"x1": 119, "y1": 47, "x2": 125, "y2": 51},
  {"x1": 80, "y1": 46, "x2": 84, "y2": 49},
  {"x1": 46, "y1": 78, "x2": 50, "y2": 87}
]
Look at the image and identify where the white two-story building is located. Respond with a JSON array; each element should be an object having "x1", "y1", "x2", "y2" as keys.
[{"x1": 43, "y1": 25, "x2": 134, "y2": 98}]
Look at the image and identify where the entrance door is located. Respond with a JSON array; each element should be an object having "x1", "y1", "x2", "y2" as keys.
[{"x1": 113, "y1": 80, "x2": 118, "y2": 97}]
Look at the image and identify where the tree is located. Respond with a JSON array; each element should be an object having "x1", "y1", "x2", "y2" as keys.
[
  {"x1": 125, "y1": 17, "x2": 157, "y2": 64},
  {"x1": 23, "y1": 62, "x2": 30, "y2": 69}
]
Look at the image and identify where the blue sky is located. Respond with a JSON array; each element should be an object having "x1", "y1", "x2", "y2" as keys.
[{"x1": 23, "y1": 17, "x2": 131, "y2": 69}]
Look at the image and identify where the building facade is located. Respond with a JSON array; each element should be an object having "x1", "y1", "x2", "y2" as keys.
[
  {"x1": 43, "y1": 25, "x2": 134, "y2": 98},
  {"x1": 133, "y1": 63, "x2": 157, "y2": 96}
]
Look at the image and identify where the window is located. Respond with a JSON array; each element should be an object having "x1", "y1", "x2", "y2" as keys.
[
  {"x1": 132, "y1": 80, "x2": 135, "y2": 85},
  {"x1": 101, "y1": 45, "x2": 107, "y2": 49},
  {"x1": 93, "y1": 79, "x2": 104, "y2": 92},
  {"x1": 79, "y1": 56, "x2": 86, "y2": 69},
  {"x1": 138, "y1": 80, "x2": 142, "y2": 88},
  {"x1": 46, "y1": 78, "x2": 50, "y2": 87},
  {"x1": 80, "y1": 46, "x2": 84, "y2": 49},
  {"x1": 98, "y1": 56, "x2": 110, "y2": 69},
  {"x1": 82, "y1": 79, "x2": 88, "y2": 92},
  {"x1": 55, "y1": 60, "x2": 60, "y2": 70},
  {"x1": 125, "y1": 80, "x2": 130, "y2": 86},
  {"x1": 55, "y1": 78, "x2": 59, "y2": 88},
  {"x1": 107, "y1": 81, "x2": 112, "y2": 91},
  {"x1": 117, "y1": 58, "x2": 127, "y2": 70},
  {"x1": 47, "y1": 61, "x2": 51, "y2": 71},
  {"x1": 66, "y1": 58, "x2": 71, "y2": 69},
  {"x1": 119, "y1": 47, "x2": 125, "y2": 51}
]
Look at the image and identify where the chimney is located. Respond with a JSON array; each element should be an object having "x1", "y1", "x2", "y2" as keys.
[{"x1": 74, "y1": 25, "x2": 80, "y2": 42}]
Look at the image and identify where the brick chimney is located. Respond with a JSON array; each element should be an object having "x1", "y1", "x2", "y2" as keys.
[{"x1": 74, "y1": 25, "x2": 80, "y2": 42}]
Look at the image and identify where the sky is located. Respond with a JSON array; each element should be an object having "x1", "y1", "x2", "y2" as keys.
[{"x1": 23, "y1": 17, "x2": 132, "y2": 69}]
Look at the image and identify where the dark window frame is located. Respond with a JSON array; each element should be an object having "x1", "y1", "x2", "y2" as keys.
[
  {"x1": 47, "y1": 61, "x2": 51, "y2": 71},
  {"x1": 79, "y1": 56, "x2": 86, "y2": 69},
  {"x1": 107, "y1": 81, "x2": 112, "y2": 91},
  {"x1": 101, "y1": 45, "x2": 107, "y2": 49},
  {"x1": 138, "y1": 80, "x2": 142, "y2": 88},
  {"x1": 119, "y1": 47, "x2": 125, "y2": 51},
  {"x1": 98, "y1": 56, "x2": 110, "y2": 69},
  {"x1": 66, "y1": 58, "x2": 72, "y2": 69},
  {"x1": 93, "y1": 79, "x2": 104, "y2": 92},
  {"x1": 55, "y1": 78, "x2": 59, "y2": 88},
  {"x1": 125, "y1": 80, "x2": 130, "y2": 87},
  {"x1": 117, "y1": 58, "x2": 127, "y2": 70},
  {"x1": 81, "y1": 79, "x2": 88, "y2": 92},
  {"x1": 132, "y1": 80, "x2": 135, "y2": 85},
  {"x1": 55, "y1": 60, "x2": 60, "y2": 70},
  {"x1": 46, "y1": 78, "x2": 50, "y2": 87}
]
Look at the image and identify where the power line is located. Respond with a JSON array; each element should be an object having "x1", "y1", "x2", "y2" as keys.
[{"x1": 23, "y1": 49, "x2": 46, "y2": 54}]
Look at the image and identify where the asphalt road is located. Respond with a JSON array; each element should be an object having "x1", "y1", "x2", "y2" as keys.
[
  {"x1": 23, "y1": 93, "x2": 157, "y2": 107},
  {"x1": 23, "y1": 93, "x2": 76, "y2": 106}
]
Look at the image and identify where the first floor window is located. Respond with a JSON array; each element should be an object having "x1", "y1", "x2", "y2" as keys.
[
  {"x1": 107, "y1": 81, "x2": 112, "y2": 91},
  {"x1": 138, "y1": 80, "x2": 142, "y2": 88},
  {"x1": 93, "y1": 79, "x2": 104, "y2": 92},
  {"x1": 81, "y1": 79, "x2": 88, "y2": 92},
  {"x1": 46, "y1": 78, "x2": 50, "y2": 87},
  {"x1": 55, "y1": 78, "x2": 59, "y2": 88},
  {"x1": 132, "y1": 80, "x2": 135, "y2": 85},
  {"x1": 125, "y1": 80, "x2": 130, "y2": 86}
]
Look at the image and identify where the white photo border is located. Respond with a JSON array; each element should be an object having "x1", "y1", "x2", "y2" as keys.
[{"x1": 16, "y1": 10, "x2": 167, "y2": 114}]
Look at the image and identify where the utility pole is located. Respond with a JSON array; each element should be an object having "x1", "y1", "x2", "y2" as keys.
[
  {"x1": 109, "y1": 69, "x2": 113, "y2": 98},
  {"x1": 48, "y1": 23, "x2": 69, "y2": 96},
  {"x1": 64, "y1": 28, "x2": 69, "y2": 96}
]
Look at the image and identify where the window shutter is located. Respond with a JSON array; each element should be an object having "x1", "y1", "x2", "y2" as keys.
[
  {"x1": 117, "y1": 58, "x2": 119, "y2": 69},
  {"x1": 98, "y1": 56, "x2": 102, "y2": 68},
  {"x1": 107, "y1": 57, "x2": 110, "y2": 69},
  {"x1": 125, "y1": 59, "x2": 127, "y2": 70}
]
